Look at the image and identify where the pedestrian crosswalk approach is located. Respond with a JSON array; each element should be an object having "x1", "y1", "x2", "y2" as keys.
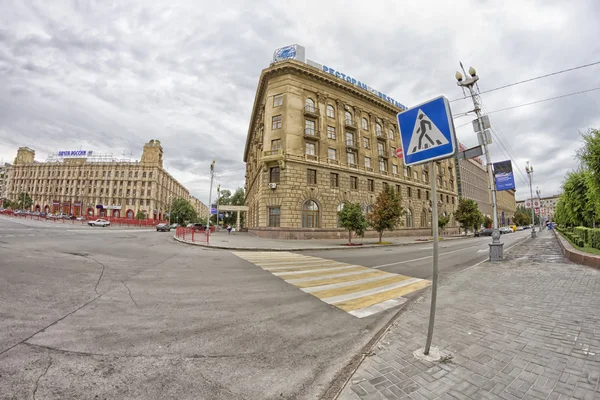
[{"x1": 233, "y1": 252, "x2": 431, "y2": 318}]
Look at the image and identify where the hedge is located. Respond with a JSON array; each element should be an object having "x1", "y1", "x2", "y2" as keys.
[
  {"x1": 574, "y1": 227, "x2": 591, "y2": 246},
  {"x1": 562, "y1": 226, "x2": 600, "y2": 249}
]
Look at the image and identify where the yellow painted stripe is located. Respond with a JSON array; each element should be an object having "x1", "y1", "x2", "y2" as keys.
[
  {"x1": 263, "y1": 263, "x2": 347, "y2": 272},
  {"x1": 335, "y1": 280, "x2": 432, "y2": 312},
  {"x1": 310, "y1": 275, "x2": 413, "y2": 299},
  {"x1": 292, "y1": 270, "x2": 391, "y2": 288},
  {"x1": 277, "y1": 266, "x2": 368, "y2": 280}
]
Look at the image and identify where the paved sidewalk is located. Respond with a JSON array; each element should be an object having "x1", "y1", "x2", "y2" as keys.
[
  {"x1": 338, "y1": 230, "x2": 600, "y2": 400},
  {"x1": 178, "y1": 230, "x2": 469, "y2": 251}
]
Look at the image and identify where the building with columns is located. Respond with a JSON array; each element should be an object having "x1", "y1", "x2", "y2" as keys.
[
  {"x1": 243, "y1": 54, "x2": 460, "y2": 239},
  {"x1": 0, "y1": 162, "x2": 12, "y2": 206},
  {"x1": 7, "y1": 140, "x2": 206, "y2": 219}
]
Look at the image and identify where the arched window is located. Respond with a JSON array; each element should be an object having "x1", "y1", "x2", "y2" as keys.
[
  {"x1": 421, "y1": 209, "x2": 427, "y2": 227},
  {"x1": 345, "y1": 111, "x2": 352, "y2": 123},
  {"x1": 302, "y1": 200, "x2": 320, "y2": 228},
  {"x1": 327, "y1": 104, "x2": 335, "y2": 118},
  {"x1": 376, "y1": 123, "x2": 383, "y2": 137},
  {"x1": 337, "y1": 203, "x2": 345, "y2": 228},
  {"x1": 305, "y1": 98, "x2": 315, "y2": 113},
  {"x1": 389, "y1": 129, "x2": 395, "y2": 140},
  {"x1": 361, "y1": 118, "x2": 368, "y2": 130},
  {"x1": 406, "y1": 209, "x2": 413, "y2": 228}
]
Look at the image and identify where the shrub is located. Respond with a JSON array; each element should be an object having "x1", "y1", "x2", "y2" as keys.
[
  {"x1": 573, "y1": 226, "x2": 591, "y2": 245},
  {"x1": 590, "y1": 229, "x2": 600, "y2": 249}
]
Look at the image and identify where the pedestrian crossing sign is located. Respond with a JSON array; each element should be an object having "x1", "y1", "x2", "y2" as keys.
[{"x1": 397, "y1": 96, "x2": 457, "y2": 166}]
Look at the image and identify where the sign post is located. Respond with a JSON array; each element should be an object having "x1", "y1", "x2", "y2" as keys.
[{"x1": 397, "y1": 96, "x2": 457, "y2": 357}]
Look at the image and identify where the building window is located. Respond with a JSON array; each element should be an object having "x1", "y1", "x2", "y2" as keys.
[
  {"x1": 270, "y1": 167, "x2": 280, "y2": 183},
  {"x1": 305, "y1": 142, "x2": 316, "y2": 156},
  {"x1": 363, "y1": 137, "x2": 370, "y2": 149},
  {"x1": 330, "y1": 173, "x2": 339, "y2": 188},
  {"x1": 146, "y1": 199, "x2": 150, "y2": 206},
  {"x1": 271, "y1": 139, "x2": 281, "y2": 150},
  {"x1": 272, "y1": 115, "x2": 282, "y2": 129},
  {"x1": 383, "y1": 182, "x2": 389, "y2": 191},
  {"x1": 328, "y1": 148, "x2": 337, "y2": 160},
  {"x1": 305, "y1": 98, "x2": 315, "y2": 113},
  {"x1": 327, "y1": 126, "x2": 336, "y2": 139},
  {"x1": 302, "y1": 200, "x2": 319, "y2": 228},
  {"x1": 128, "y1": 171, "x2": 132, "y2": 178},
  {"x1": 307, "y1": 169, "x2": 317, "y2": 185},
  {"x1": 327, "y1": 104, "x2": 335, "y2": 118},
  {"x1": 273, "y1": 94, "x2": 283, "y2": 107},
  {"x1": 440, "y1": 193, "x2": 444, "y2": 202},
  {"x1": 305, "y1": 119, "x2": 316, "y2": 136},
  {"x1": 379, "y1": 160, "x2": 387, "y2": 172},
  {"x1": 147, "y1": 190, "x2": 151, "y2": 196},
  {"x1": 420, "y1": 210, "x2": 427, "y2": 227},
  {"x1": 365, "y1": 157, "x2": 371, "y2": 169},
  {"x1": 268, "y1": 207, "x2": 280, "y2": 227},
  {"x1": 422, "y1": 171, "x2": 428, "y2": 182},
  {"x1": 446, "y1": 194, "x2": 450, "y2": 203},
  {"x1": 337, "y1": 203, "x2": 345, "y2": 227},
  {"x1": 149, "y1": 172, "x2": 153, "y2": 179},
  {"x1": 406, "y1": 209, "x2": 413, "y2": 227},
  {"x1": 344, "y1": 111, "x2": 352, "y2": 123},
  {"x1": 351, "y1": 176, "x2": 358, "y2": 190},
  {"x1": 408, "y1": 187, "x2": 412, "y2": 197},
  {"x1": 376, "y1": 123, "x2": 383, "y2": 137},
  {"x1": 392, "y1": 164, "x2": 398, "y2": 175},
  {"x1": 345, "y1": 132, "x2": 355, "y2": 147},
  {"x1": 426, "y1": 191, "x2": 430, "y2": 201},
  {"x1": 347, "y1": 152, "x2": 356, "y2": 166},
  {"x1": 368, "y1": 179, "x2": 374, "y2": 192},
  {"x1": 362, "y1": 118, "x2": 368, "y2": 130},
  {"x1": 404, "y1": 167, "x2": 409, "y2": 178},
  {"x1": 413, "y1": 170, "x2": 418, "y2": 180},
  {"x1": 396, "y1": 184, "x2": 401, "y2": 193},
  {"x1": 389, "y1": 129, "x2": 395, "y2": 140},
  {"x1": 143, "y1": 172, "x2": 147, "y2": 178},
  {"x1": 377, "y1": 142, "x2": 385, "y2": 156}
]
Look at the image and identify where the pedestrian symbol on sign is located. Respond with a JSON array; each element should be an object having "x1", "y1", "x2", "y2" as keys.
[{"x1": 407, "y1": 110, "x2": 449, "y2": 155}]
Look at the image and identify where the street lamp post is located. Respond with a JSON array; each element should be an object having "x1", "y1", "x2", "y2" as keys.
[
  {"x1": 455, "y1": 64, "x2": 503, "y2": 261},
  {"x1": 536, "y1": 187, "x2": 542, "y2": 232},
  {"x1": 525, "y1": 162, "x2": 536, "y2": 239},
  {"x1": 206, "y1": 160, "x2": 215, "y2": 244}
]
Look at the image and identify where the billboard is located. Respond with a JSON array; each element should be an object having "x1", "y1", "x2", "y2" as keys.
[
  {"x1": 273, "y1": 44, "x2": 306, "y2": 63},
  {"x1": 493, "y1": 160, "x2": 516, "y2": 191}
]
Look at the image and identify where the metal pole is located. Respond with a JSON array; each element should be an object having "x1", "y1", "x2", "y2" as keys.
[
  {"x1": 206, "y1": 160, "x2": 215, "y2": 244},
  {"x1": 424, "y1": 160, "x2": 439, "y2": 355},
  {"x1": 216, "y1": 185, "x2": 220, "y2": 230},
  {"x1": 537, "y1": 189, "x2": 542, "y2": 232},
  {"x1": 527, "y1": 166, "x2": 536, "y2": 238}
]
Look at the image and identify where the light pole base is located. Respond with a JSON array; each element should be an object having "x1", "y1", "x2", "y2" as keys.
[
  {"x1": 531, "y1": 230, "x2": 537, "y2": 239},
  {"x1": 489, "y1": 242, "x2": 504, "y2": 262}
]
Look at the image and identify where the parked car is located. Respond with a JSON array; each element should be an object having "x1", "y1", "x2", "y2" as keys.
[
  {"x1": 499, "y1": 227, "x2": 512, "y2": 234},
  {"x1": 475, "y1": 228, "x2": 494, "y2": 237},
  {"x1": 191, "y1": 223, "x2": 206, "y2": 231},
  {"x1": 88, "y1": 219, "x2": 110, "y2": 227},
  {"x1": 170, "y1": 223, "x2": 178, "y2": 229},
  {"x1": 76, "y1": 216, "x2": 86, "y2": 221},
  {"x1": 156, "y1": 223, "x2": 171, "y2": 232},
  {"x1": 516, "y1": 226, "x2": 524, "y2": 231}
]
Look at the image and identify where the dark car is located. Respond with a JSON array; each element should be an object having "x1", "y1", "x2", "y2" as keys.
[
  {"x1": 475, "y1": 228, "x2": 494, "y2": 237},
  {"x1": 156, "y1": 223, "x2": 171, "y2": 232}
]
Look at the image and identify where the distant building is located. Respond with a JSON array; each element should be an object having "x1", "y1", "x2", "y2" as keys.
[
  {"x1": 243, "y1": 53, "x2": 459, "y2": 239},
  {"x1": 0, "y1": 162, "x2": 12, "y2": 205},
  {"x1": 497, "y1": 189, "x2": 516, "y2": 226},
  {"x1": 7, "y1": 140, "x2": 206, "y2": 219},
  {"x1": 517, "y1": 193, "x2": 560, "y2": 221}
]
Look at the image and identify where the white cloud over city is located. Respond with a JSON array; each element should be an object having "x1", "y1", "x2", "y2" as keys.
[{"x1": 1, "y1": 0, "x2": 599, "y2": 204}]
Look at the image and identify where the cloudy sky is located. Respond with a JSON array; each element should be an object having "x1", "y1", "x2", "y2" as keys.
[{"x1": 1, "y1": 0, "x2": 599, "y2": 205}]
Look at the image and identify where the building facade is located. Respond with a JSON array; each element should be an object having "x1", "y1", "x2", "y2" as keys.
[
  {"x1": 7, "y1": 140, "x2": 206, "y2": 219},
  {"x1": 0, "y1": 162, "x2": 12, "y2": 205},
  {"x1": 497, "y1": 189, "x2": 516, "y2": 226},
  {"x1": 456, "y1": 157, "x2": 491, "y2": 217},
  {"x1": 517, "y1": 193, "x2": 559, "y2": 221},
  {"x1": 243, "y1": 59, "x2": 460, "y2": 239}
]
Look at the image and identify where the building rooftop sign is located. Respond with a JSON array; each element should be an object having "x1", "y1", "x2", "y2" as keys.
[
  {"x1": 57, "y1": 150, "x2": 91, "y2": 158},
  {"x1": 272, "y1": 44, "x2": 407, "y2": 111}
]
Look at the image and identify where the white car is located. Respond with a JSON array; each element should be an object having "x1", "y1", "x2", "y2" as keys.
[
  {"x1": 88, "y1": 219, "x2": 110, "y2": 227},
  {"x1": 499, "y1": 227, "x2": 512, "y2": 234}
]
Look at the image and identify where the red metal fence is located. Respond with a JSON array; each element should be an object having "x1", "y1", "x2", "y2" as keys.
[
  {"x1": 175, "y1": 227, "x2": 210, "y2": 244},
  {"x1": 1, "y1": 212, "x2": 167, "y2": 228}
]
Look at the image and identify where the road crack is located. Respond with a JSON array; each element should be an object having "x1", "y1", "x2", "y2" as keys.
[
  {"x1": 32, "y1": 357, "x2": 52, "y2": 400},
  {"x1": 121, "y1": 280, "x2": 138, "y2": 307},
  {"x1": 90, "y1": 257, "x2": 107, "y2": 294}
]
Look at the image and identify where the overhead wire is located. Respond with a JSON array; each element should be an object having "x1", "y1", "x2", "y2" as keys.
[
  {"x1": 449, "y1": 61, "x2": 600, "y2": 102},
  {"x1": 484, "y1": 87, "x2": 600, "y2": 115}
]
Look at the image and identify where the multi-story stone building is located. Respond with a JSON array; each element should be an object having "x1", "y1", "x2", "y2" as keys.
[
  {"x1": 190, "y1": 196, "x2": 209, "y2": 220},
  {"x1": 517, "y1": 193, "x2": 559, "y2": 221},
  {"x1": 497, "y1": 189, "x2": 516, "y2": 226},
  {"x1": 243, "y1": 56, "x2": 459, "y2": 239},
  {"x1": 7, "y1": 140, "x2": 206, "y2": 219},
  {"x1": 0, "y1": 162, "x2": 12, "y2": 205}
]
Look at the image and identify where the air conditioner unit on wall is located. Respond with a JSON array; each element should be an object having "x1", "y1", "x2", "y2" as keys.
[{"x1": 269, "y1": 183, "x2": 277, "y2": 189}]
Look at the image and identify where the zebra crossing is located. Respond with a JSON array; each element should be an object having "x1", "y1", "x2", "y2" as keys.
[{"x1": 233, "y1": 252, "x2": 431, "y2": 318}]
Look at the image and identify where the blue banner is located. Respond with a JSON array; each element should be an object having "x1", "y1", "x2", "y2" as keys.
[
  {"x1": 494, "y1": 160, "x2": 516, "y2": 191},
  {"x1": 210, "y1": 208, "x2": 217, "y2": 215}
]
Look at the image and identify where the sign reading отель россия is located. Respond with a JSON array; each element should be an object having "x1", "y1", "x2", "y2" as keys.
[{"x1": 57, "y1": 150, "x2": 91, "y2": 157}]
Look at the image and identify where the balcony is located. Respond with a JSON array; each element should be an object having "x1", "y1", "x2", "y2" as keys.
[
  {"x1": 345, "y1": 119, "x2": 358, "y2": 129},
  {"x1": 346, "y1": 140, "x2": 359, "y2": 150},
  {"x1": 304, "y1": 128, "x2": 321, "y2": 140},
  {"x1": 304, "y1": 154, "x2": 319, "y2": 162},
  {"x1": 262, "y1": 148, "x2": 285, "y2": 163},
  {"x1": 304, "y1": 105, "x2": 320, "y2": 117},
  {"x1": 376, "y1": 132, "x2": 388, "y2": 140},
  {"x1": 378, "y1": 150, "x2": 390, "y2": 159}
]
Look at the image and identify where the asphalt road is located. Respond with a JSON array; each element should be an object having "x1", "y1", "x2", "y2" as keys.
[{"x1": 0, "y1": 216, "x2": 531, "y2": 400}]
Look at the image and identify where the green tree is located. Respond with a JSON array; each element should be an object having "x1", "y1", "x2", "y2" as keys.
[
  {"x1": 2, "y1": 199, "x2": 13, "y2": 209},
  {"x1": 438, "y1": 214, "x2": 450, "y2": 234},
  {"x1": 169, "y1": 197, "x2": 198, "y2": 225},
  {"x1": 16, "y1": 192, "x2": 33, "y2": 210},
  {"x1": 135, "y1": 210, "x2": 146, "y2": 220},
  {"x1": 367, "y1": 186, "x2": 404, "y2": 243},
  {"x1": 338, "y1": 202, "x2": 368, "y2": 244},
  {"x1": 454, "y1": 198, "x2": 482, "y2": 234},
  {"x1": 513, "y1": 206, "x2": 531, "y2": 226},
  {"x1": 483, "y1": 215, "x2": 493, "y2": 228}
]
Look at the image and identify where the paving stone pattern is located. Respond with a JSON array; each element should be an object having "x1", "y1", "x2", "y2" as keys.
[{"x1": 338, "y1": 231, "x2": 600, "y2": 400}]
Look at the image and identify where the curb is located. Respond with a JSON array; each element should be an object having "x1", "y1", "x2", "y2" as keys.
[
  {"x1": 553, "y1": 230, "x2": 600, "y2": 269},
  {"x1": 172, "y1": 234, "x2": 471, "y2": 252}
]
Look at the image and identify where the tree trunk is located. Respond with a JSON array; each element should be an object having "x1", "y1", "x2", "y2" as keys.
[
  {"x1": 378, "y1": 231, "x2": 383, "y2": 243},
  {"x1": 348, "y1": 229, "x2": 352, "y2": 244}
]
